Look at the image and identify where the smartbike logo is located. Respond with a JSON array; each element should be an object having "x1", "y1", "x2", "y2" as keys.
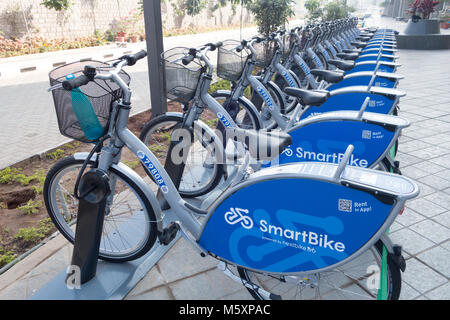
[
  {"x1": 283, "y1": 146, "x2": 369, "y2": 167},
  {"x1": 224, "y1": 207, "x2": 346, "y2": 252}
]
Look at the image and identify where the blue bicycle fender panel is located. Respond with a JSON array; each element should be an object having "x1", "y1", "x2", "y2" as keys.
[
  {"x1": 362, "y1": 50, "x2": 395, "y2": 55},
  {"x1": 327, "y1": 76, "x2": 396, "y2": 90},
  {"x1": 355, "y1": 56, "x2": 394, "y2": 63},
  {"x1": 198, "y1": 179, "x2": 394, "y2": 273},
  {"x1": 266, "y1": 120, "x2": 395, "y2": 168},
  {"x1": 346, "y1": 64, "x2": 395, "y2": 74},
  {"x1": 300, "y1": 93, "x2": 395, "y2": 120}
]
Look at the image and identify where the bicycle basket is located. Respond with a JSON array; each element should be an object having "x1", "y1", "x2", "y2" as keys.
[
  {"x1": 162, "y1": 47, "x2": 203, "y2": 104},
  {"x1": 49, "y1": 60, "x2": 130, "y2": 143},
  {"x1": 217, "y1": 40, "x2": 249, "y2": 82},
  {"x1": 252, "y1": 40, "x2": 276, "y2": 68}
]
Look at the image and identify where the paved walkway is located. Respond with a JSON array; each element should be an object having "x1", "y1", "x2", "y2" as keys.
[{"x1": 0, "y1": 16, "x2": 449, "y2": 300}]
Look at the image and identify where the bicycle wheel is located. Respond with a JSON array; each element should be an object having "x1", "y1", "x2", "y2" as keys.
[
  {"x1": 43, "y1": 156, "x2": 158, "y2": 262},
  {"x1": 237, "y1": 240, "x2": 401, "y2": 300},
  {"x1": 139, "y1": 114, "x2": 224, "y2": 198},
  {"x1": 212, "y1": 87, "x2": 277, "y2": 130}
]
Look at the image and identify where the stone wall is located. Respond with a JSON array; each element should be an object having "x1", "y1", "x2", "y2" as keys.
[{"x1": 0, "y1": 0, "x2": 254, "y2": 40}]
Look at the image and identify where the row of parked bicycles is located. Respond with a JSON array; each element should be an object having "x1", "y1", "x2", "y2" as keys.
[{"x1": 45, "y1": 17, "x2": 419, "y2": 300}]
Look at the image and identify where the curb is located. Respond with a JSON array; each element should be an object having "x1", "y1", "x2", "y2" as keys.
[{"x1": 0, "y1": 42, "x2": 146, "y2": 79}]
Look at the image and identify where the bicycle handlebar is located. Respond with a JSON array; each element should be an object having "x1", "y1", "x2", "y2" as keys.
[{"x1": 62, "y1": 50, "x2": 147, "y2": 90}]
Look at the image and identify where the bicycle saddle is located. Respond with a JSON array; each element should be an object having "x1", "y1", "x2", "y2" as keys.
[
  {"x1": 350, "y1": 41, "x2": 367, "y2": 48},
  {"x1": 310, "y1": 69, "x2": 345, "y2": 83},
  {"x1": 283, "y1": 88, "x2": 330, "y2": 106},
  {"x1": 343, "y1": 48, "x2": 362, "y2": 54},
  {"x1": 227, "y1": 128, "x2": 292, "y2": 161},
  {"x1": 336, "y1": 52, "x2": 359, "y2": 60},
  {"x1": 328, "y1": 59, "x2": 355, "y2": 70}
]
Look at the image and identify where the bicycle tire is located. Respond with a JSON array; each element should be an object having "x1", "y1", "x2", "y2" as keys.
[
  {"x1": 211, "y1": 88, "x2": 275, "y2": 130},
  {"x1": 237, "y1": 239, "x2": 401, "y2": 300},
  {"x1": 139, "y1": 114, "x2": 224, "y2": 198},
  {"x1": 43, "y1": 156, "x2": 158, "y2": 262}
]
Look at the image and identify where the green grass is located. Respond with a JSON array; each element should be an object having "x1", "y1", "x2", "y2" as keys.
[
  {"x1": 0, "y1": 168, "x2": 45, "y2": 186},
  {"x1": 17, "y1": 199, "x2": 42, "y2": 215},
  {"x1": 123, "y1": 159, "x2": 140, "y2": 169},
  {"x1": 0, "y1": 247, "x2": 16, "y2": 267},
  {"x1": 46, "y1": 149, "x2": 65, "y2": 161},
  {"x1": 14, "y1": 218, "x2": 53, "y2": 244}
]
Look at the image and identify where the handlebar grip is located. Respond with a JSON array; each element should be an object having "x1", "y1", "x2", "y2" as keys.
[
  {"x1": 121, "y1": 50, "x2": 147, "y2": 66},
  {"x1": 236, "y1": 44, "x2": 246, "y2": 53},
  {"x1": 62, "y1": 74, "x2": 90, "y2": 90},
  {"x1": 182, "y1": 54, "x2": 195, "y2": 65}
]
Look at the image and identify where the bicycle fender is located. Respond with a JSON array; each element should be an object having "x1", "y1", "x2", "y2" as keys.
[
  {"x1": 72, "y1": 152, "x2": 164, "y2": 233},
  {"x1": 198, "y1": 163, "x2": 417, "y2": 274}
]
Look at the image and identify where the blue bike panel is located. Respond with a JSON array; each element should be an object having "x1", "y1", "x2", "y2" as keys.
[
  {"x1": 300, "y1": 92, "x2": 395, "y2": 119},
  {"x1": 267, "y1": 120, "x2": 395, "y2": 168},
  {"x1": 363, "y1": 51, "x2": 395, "y2": 56},
  {"x1": 347, "y1": 64, "x2": 395, "y2": 74},
  {"x1": 198, "y1": 178, "x2": 394, "y2": 273},
  {"x1": 355, "y1": 56, "x2": 394, "y2": 63},
  {"x1": 327, "y1": 76, "x2": 396, "y2": 90}
]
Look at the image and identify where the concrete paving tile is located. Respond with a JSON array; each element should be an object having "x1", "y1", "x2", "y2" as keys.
[
  {"x1": 432, "y1": 211, "x2": 450, "y2": 228},
  {"x1": 416, "y1": 246, "x2": 450, "y2": 278},
  {"x1": 429, "y1": 154, "x2": 450, "y2": 168},
  {"x1": 169, "y1": 268, "x2": 243, "y2": 300},
  {"x1": 412, "y1": 146, "x2": 450, "y2": 161},
  {"x1": 424, "y1": 283, "x2": 450, "y2": 300},
  {"x1": 157, "y1": 238, "x2": 218, "y2": 284},
  {"x1": 411, "y1": 161, "x2": 446, "y2": 174},
  {"x1": 127, "y1": 266, "x2": 166, "y2": 298},
  {"x1": 409, "y1": 220, "x2": 450, "y2": 244},
  {"x1": 221, "y1": 288, "x2": 253, "y2": 300},
  {"x1": 126, "y1": 286, "x2": 173, "y2": 300},
  {"x1": 389, "y1": 221, "x2": 405, "y2": 232},
  {"x1": 406, "y1": 198, "x2": 446, "y2": 217},
  {"x1": 434, "y1": 169, "x2": 450, "y2": 181},
  {"x1": 424, "y1": 191, "x2": 450, "y2": 209},
  {"x1": 394, "y1": 207, "x2": 426, "y2": 227},
  {"x1": 402, "y1": 258, "x2": 447, "y2": 294},
  {"x1": 399, "y1": 281, "x2": 421, "y2": 300},
  {"x1": 400, "y1": 166, "x2": 431, "y2": 180},
  {"x1": 390, "y1": 228, "x2": 435, "y2": 256},
  {"x1": 419, "y1": 175, "x2": 450, "y2": 190}
]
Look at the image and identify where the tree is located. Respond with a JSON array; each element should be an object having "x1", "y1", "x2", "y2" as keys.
[
  {"x1": 324, "y1": 0, "x2": 354, "y2": 21},
  {"x1": 304, "y1": 0, "x2": 323, "y2": 22},
  {"x1": 246, "y1": 0, "x2": 295, "y2": 36}
]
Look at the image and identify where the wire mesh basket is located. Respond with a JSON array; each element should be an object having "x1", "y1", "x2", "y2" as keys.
[
  {"x1": 217, "y1": 40, "x2": 249, "y2": 82},
  {"x1": 162, "y1": 47, "x2": 203, "y2": 104},
  {"x1": 49, "y1": 60, "x2": 130, "y2": 143},
  {"x1": 252, "y1": 40, "x2": 276, "y2": 68}
]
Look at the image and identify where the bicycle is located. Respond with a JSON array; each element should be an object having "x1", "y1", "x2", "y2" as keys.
[{"x1": 44, "y1": 50, "x2": 419, "y2": 299}]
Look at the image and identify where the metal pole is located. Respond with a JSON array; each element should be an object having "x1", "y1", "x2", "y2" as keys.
[{"x1": 143, "y1": 0, "x2": 167, "y2": 118}]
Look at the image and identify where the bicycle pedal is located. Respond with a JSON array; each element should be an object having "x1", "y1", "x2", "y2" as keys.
[{"x1": 159, "y1": 222, "x2": 180, "y2": 246}]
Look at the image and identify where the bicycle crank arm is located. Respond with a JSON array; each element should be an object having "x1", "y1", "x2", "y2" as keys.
[{"x1": 217, "y1": 262, "x2": 281, "y2": 300}]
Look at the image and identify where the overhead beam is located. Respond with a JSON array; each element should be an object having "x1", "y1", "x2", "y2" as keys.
[{"x1": 143, "y1": 0, "x2": 167, "y2": 117}]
